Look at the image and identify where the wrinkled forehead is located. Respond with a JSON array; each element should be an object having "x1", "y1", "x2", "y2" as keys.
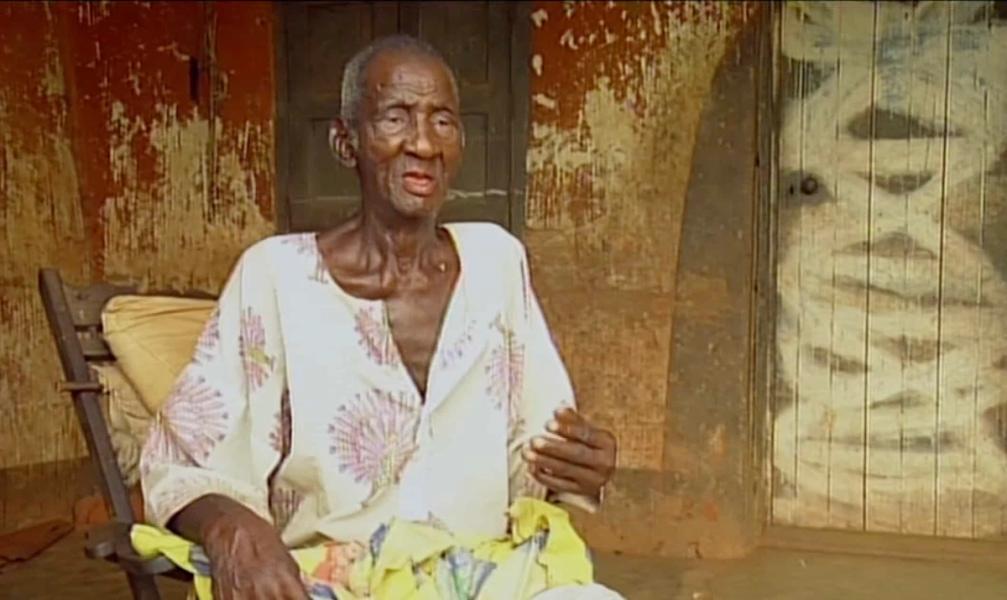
[{"x1": 362, "y1": 50, "x2": 459, "y2": 110}]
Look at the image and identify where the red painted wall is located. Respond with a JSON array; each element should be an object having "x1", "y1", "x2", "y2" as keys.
[{"x1": 0, "y1": 1, "x2": 276, "y2": 531}]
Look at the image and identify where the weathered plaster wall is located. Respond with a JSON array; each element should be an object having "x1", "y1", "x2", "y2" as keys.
[
  {"x1": 0, "y1": 2, "x2": 89, "y2": 480},
  {"x1": 525, "y1": 1, "x2": 762, "y2": 557},
  {"x1": 0, "y1": 1, "x2": 275, "y2": 531}
]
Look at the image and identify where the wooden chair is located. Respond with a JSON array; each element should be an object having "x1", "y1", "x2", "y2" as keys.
[{"x1": 38, "y1": 268, "x2": 207, "y2": 599}]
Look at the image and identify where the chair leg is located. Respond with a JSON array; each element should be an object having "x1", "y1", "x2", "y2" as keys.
[{"x1": 126, "y1": 573, "x2": 162, "y2": 600}]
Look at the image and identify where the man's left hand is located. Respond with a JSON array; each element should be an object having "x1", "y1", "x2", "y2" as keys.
[{"x1": 524, "y1": 407, "x2": 617, "y2": 500}]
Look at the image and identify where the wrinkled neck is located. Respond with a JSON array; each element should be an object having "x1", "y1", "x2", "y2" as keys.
[{"x1": 356, "y1": 205, "x2": 441, "y2": 276}]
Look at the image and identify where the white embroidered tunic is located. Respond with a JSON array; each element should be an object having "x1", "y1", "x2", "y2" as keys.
[{"x1": 140, "y1": 223, "x2": 593, "y2": 548}]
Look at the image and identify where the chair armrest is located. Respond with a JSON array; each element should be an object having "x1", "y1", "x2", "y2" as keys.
[
  {"x1": 84, "y1": 521, "x2": 123, "y2": 560},
  {"x1": 85, "y1": 522, "x2": 192, "y2": 581}
]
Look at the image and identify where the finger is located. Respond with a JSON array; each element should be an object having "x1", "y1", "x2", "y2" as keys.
[
  {"x1": 547, "y1": 418, "x2": 596, "y2": 448},
  {"x1": 553, "y1": 407, "x2": 585, "y2": 425},
  {"x1": 526, "y1": 448, "x2": 604, "y2": 489},
  {"x1": 531, "y1": 468, "x2": 582, "y2": 494},
  {"x1": 531, "y1": 436, "x2": 605, "y2": 468},
  {"x1": 552, "y1": 410, "x2": 617, "y2": 452},
  {"x1": 551, "y1": 408, "x2": 591, "y2": 443},
  {"x1": 549, "y1": 411, "x2": 610, "y2": 450},
  {"x1": 525, "y1": 445, "x2": 599, "y2": 482}
]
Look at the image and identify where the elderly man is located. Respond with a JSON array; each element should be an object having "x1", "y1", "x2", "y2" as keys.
[{"x1": 140, "y1": 35, "x2": 619, "y2": 599}]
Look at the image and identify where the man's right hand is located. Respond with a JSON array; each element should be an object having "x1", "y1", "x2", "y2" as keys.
[{"x1": 171, "y1": 494, "x2": 308, "y2": 600}]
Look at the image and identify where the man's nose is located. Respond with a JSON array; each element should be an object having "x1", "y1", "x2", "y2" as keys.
[{"x1": 405, "y1": 117, "x2": 436, "y2": 158}]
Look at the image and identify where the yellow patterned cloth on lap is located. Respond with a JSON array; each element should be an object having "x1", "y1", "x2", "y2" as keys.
[{"x1": 131, "y1": 498, "x2": 593, "y2": 600}]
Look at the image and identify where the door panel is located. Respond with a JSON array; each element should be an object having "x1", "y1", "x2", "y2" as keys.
[
  {"x1": 283, "y1": 2, "x2": 399, "y2": 231},
  {"x1": 769, "y1": 0, "x2": 1007, "y2": 539}
]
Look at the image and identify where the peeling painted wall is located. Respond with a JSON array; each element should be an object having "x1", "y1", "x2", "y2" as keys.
[
  {"x1": 526, "y1": 0, "x2": 754, "y2": 467},
  {"x1": 57, "y1": 1, "x2": 275, "y2": 291},
  {"x1": 1, "y1": 2, "x2": 91, "y2": 476},
  {"x1": 0, "y1": 1, "x2": 275, "y2": 528},
  {"x1": 525, "y1": 1, "x2": 762, "y2": 557}
]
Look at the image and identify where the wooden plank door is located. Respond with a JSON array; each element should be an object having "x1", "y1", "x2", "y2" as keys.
[
  {"x1": 278, "y1": 1, "x2": 399, "y2": 232},
  {"x1": 276, "y1": 1, "x2": 530, "y2": 234},
  {"x1": 770, "y1": 0, "x2": 1007, "y2": 538}
]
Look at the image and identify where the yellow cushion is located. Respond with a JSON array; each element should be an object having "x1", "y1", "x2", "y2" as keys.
[
  {"x1": 91, "y1": 363, "x2": 150, "y2": 485},
  {"x1": 101, "y1": 295, "x2": 217, "y2": 414}
]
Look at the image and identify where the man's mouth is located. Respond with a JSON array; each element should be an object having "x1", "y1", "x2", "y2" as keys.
[{"x1": 402, "y1": 170, "x2": 437, "y2": 196}]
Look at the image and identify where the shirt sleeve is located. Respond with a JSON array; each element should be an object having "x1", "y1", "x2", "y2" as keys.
[
  {"x1": 140, "y1": 242, "x2": 286, "y2": 528},
  {"x1": 506, "y1": 240, "x2": 600, "y2": 514}
]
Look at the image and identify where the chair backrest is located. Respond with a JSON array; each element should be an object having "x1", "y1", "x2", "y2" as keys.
[
  {"x1": 39, "y1": 269, "x2": 139, "y2": 523},
  {"x1": 37, "y1": 268, "x2": 214, "y2": 524}
]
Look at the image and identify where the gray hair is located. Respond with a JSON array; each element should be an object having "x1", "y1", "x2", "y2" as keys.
[{"x1": 340, "y1": 35, "x2": 459, "y2": 126}]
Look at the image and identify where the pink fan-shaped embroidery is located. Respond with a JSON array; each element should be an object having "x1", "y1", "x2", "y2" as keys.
[
  {"x1": 486, "y1": 317, "x2": 526, "y2": 439},
  {"x1": 328, "y1": 390, "x2": 419, "y2": 495},
  {"x1": 140, "y1": 416, "x2": 193, "y2": 479},
  {"x1": 439, "y1": 319, "x2": 477, "y2": 370},
  {"x1": 354, "y1": 307, "x2": 399, "y2": 367},
  {"x1": 157, "y1": 373, "x2": 229, "y2": 462},
  {"x1": 240, "y1": 307, "x2": 275, "y2": 389},
  {"x1": 194, "y1": 307, "x2": 221, "y2": 365}
]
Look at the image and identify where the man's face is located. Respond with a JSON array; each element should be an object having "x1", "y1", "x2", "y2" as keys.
[{"x1": 353, "y1": 50, "x2": 463, "y2": 220}]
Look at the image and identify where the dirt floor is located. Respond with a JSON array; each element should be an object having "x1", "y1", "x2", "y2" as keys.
[{"x1": 2, "y1": 533, "x2": 1007, "y2": 599}]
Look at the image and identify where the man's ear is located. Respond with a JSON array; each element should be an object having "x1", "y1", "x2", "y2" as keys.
[{"x1": 330, "y1": 118, "x2": 357, "y2": 168}]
